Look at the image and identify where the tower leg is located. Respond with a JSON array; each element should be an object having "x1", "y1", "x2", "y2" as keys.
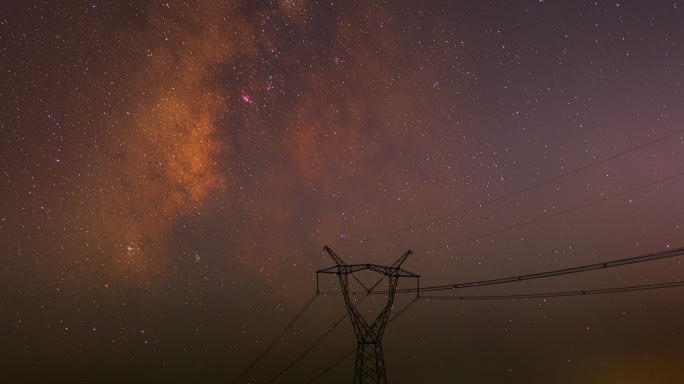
[{"x1": 353, "y1": 343, "x2": 387, "y2": 384}]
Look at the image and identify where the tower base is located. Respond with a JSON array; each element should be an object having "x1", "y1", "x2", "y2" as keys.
[{"x1": 354, "y1": 342, "x2": 387, "y2": 384}]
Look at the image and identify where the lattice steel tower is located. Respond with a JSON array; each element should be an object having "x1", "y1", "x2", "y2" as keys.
[{"x1": 317, "y1": 246, "x2": 419, "y2": 384}]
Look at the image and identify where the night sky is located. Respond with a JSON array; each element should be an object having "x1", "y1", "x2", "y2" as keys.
[{"x1": 2, "y1": 1, "x2": 684, "y2": 383}]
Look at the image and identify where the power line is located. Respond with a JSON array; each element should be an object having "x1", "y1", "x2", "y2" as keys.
[
  {"x1": 419, "y1": 280, "x2": 684, "y2": 300},
  {"x1": 265, "y1": 295, "x2": 370, "y2": 384},
  {"x1": 304, "y1": 279, "x2": 684, "y2": 381},
  {"x1": 235, "y1": 169, "x2": 682, "y2": 382},
  {"x1": 230, "y1": 249, "x2": 330, "y2": 383},
  {"x1": 336, "y1": 128, "x2": 684, "y2": 249},
  {"x1": 415, "y1": 171, "x2": 684, "y2": 255},
  {"x1": 302, "y1": 298, "x2": 419, "y2": 384},
  {"x1": 412, "y1": 246, "x2": 684, "y2": 293},
  {"x1": 230, "y1": 294, "x2": 319, "y2": 384},
  {"x1": 318, "y1": 246, "x2": 684, "y2": 295},
  {"x1": 303, "y1": 346, "x2": 356, "y2": 384}
]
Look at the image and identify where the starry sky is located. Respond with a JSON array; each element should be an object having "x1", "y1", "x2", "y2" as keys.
[{"x1": 2, "y1": 0, "x2": 684, "y2": 383}]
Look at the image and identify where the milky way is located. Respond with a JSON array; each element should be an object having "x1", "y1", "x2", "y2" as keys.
[{"x1": 2, "y1": 1, "x2": 684, "y2": 383}]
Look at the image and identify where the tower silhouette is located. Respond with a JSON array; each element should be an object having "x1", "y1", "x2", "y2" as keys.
[{"x1": 317, "y1": 246, "x2": 419, "y2": 384}]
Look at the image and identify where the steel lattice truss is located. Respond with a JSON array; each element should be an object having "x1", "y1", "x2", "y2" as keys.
[{"x1": 317, "y1": 246, "x2": 419, "y2": 384}]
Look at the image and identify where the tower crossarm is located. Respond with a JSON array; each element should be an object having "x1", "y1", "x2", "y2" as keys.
[
  {"x1": 317, "y1": 264, "x2": 419, "y2": 279},
  {"x1": 317, "y1": 264, "x2": 373, "y2": 275}
]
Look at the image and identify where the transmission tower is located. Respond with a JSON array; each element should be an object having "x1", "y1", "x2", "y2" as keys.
[{"x1": 317, "y1": 246, "x2": 419, "y2": 384}]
